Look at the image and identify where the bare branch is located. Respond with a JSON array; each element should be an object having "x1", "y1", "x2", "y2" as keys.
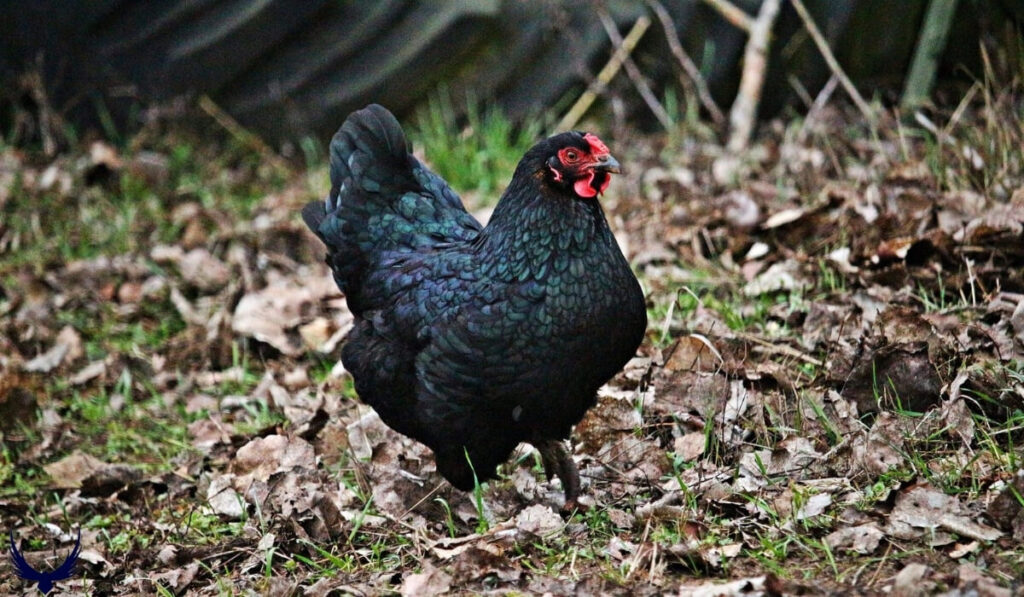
[
  {"x1": 790, "y1": 0, "x2": 875, "y2": 123},
  {"x1": 558, "y1": 16, "x2": 650, "y2": 131},
  {"x1": 597, "y1": 11, "x2": 675, "y2": 132},
  {"x1": 701, "y1": 0, "x2": 753, "y2": 33},
  {"x1": 647, "y1": 0, "x2": 726, "y2": 126},
  {"x1": 726, "y1": 0, "x2": 781, "y2": 152},
  {"x1": 796, "y1": 73, "x2": 839, "y2": 145},
  {"x1": 198, "y1": 95, "x2": 290, "y2": 170}
]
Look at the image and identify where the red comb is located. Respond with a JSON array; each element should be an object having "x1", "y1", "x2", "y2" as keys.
[{"x1": 583, "y1": 133, "x2": 609, "y2": 156}]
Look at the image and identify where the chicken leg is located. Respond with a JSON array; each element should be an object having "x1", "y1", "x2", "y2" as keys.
[{"x1": 534, "y1": 439, "x2": 584, "y2": 512}]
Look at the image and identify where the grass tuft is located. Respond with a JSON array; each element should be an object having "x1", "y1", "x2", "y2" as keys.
[{"x1": 410, "y1": 89, "x2": 545, "y2": 200}]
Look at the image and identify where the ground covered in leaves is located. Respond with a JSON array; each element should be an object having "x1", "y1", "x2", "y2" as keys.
[{"x1": 2, "y1": 87, "x2": 1024, "y2": 595}]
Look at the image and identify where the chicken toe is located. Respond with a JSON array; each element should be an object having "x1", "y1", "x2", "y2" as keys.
[{"x1": 534, "y1": 439, "x2": 583, "y2": 511}]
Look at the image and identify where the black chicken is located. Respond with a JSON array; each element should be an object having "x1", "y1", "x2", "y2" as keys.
[{"x1": 303, "y1": 105, "x2": 646, "y2": 509}]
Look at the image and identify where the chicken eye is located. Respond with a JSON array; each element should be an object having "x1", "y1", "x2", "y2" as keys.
[{"x1": 565, "y1": 150, "x2": 579, "y2": 162}]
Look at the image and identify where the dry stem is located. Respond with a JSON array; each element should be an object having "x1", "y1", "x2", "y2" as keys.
[
  {"x1": 597, "y1": 11, "x2": 674, "y2": 132},
  {"x1": 726, "y1": 0, "x2": 781, "y2": 152},
  {"x1": 647, "y1": 0, "x2": 726, "y2": 126},
  {"x1": 701, "y1": 0, "x2": 753, "y2": 32},
  {"x1": 790, "y1": 0, "x2": 875, "y2": 123},
  {"x1": 558, "y1": 16, "x2": 650, "y2": 131}
]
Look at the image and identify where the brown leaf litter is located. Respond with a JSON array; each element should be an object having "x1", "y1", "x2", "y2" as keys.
[{"x1": 3, "y1": 97, "x2": 1024, "y2": 594}]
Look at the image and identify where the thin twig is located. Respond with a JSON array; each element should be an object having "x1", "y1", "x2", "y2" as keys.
[
  {"x1": 635, "y1": 492, "x2": 684, "y2": 522},
  {"x1": 796, "y1": 73, "x2": 839, "y2": 145},
  {"x1": 198, "y1": 95, "x2": 290, "y2": 170},
  {"x1": 624, "y1": 518, "x2": 652, "y2": 580},
  {"x1": 788, "y1": 73, "x2": 815, "y2": 107},
  {"x1": 647, "y1": 0, "x2": 726, "y2": 126},
  {"x1": 735, "y1": 330, "x2": 824, "y2": 367},
  {"x1": 789, "y1": 0, "x2": 875, "y2": 123},
  {"x1": 26, "y1": 58, "x2": 59, "y2": 156},
  {"x1": 597, "y1": 11, "x2": 674, "y2": 131},
  {"x1": 726, "y1": 0, "x2": 781, "y2": 152},
  {"x1": 701, "y1": 0, "x2": 753, "y2": 32},
  {"x1": 398, "y1": 481, "x2": 448, "y2": 521},
  {"x1": 558, "y1": 16, "x2": 650, "y2": 131}
]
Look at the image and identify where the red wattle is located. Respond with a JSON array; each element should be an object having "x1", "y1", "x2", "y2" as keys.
[{"x1": 574, "y1": 172, "x2": 597, "y2": 197}]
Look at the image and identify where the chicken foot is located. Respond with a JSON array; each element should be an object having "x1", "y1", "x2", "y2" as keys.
[{"x1": 534, "y1": 439, "x2": 585, "y2": 512}]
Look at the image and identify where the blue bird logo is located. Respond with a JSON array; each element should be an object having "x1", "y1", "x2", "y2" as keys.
[{"x1": 8, "y1": 528, "x2": 81, "y2": 595}]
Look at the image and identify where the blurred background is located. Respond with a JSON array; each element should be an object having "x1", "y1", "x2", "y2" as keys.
[{"x1": 2, "y1": 0, "x2": 1022, "y2": 148}]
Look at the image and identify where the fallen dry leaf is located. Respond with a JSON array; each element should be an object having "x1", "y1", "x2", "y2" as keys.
[
  {"x1": 887, "y1": 484, "x2": 1002, "y2": 543},
  {"x1": 207, "y1": 474, "x2": 246, "y2": 519},
  {"x1": 401, "y1": 562, "x2": 452, "y2": 597},
  {"x1": 674, "y1": 575, "x2": 767, "y2": 596},
  {"x1": 178, "y1": 248, "x2": 232, "y2": 293},
  {"x1": 231, "y1": 278, "x2": 339, "y2": 356},
  {"x1": 514, "y1": 504, "x2": 563, "y2": 538},
  {"x1": 825, "y1": 523, "x2": 884, "y2": 554},
  {"x1": 891, "y1": 563, "x2": 933, "y2": 597},
  {"x1": 23, "y1": 325, "x2": 83, "y2": 372},
  {"x1": 742, "y1": 260, "x2": 806, "y2": 296},
  {"x1": 69, "y1": 360, "x2": 107, "y2": 385},
  {"x1": 762, "y1": 207, "x2": 806, "y2": 228},
  {"x1": 148, "y1": 562, "x2": 200, "y2": 593},
  {"x1": 664, "y1": 335, "x2": 722, "y2": 373},
  {"x1": 986, "y1": 469, "x2": 1024, "y2": 539},
  {"x1": 794, "y1": 492, "x2": 832, "y2": 521},
  {"x1": 232, "y1": 434, "x2": 317, "y2": 485},
  {"x1": 346, "y1": 409, "x2": 392, "y2": 461},
  {"x1": 674, "y1": 432, "x2": 706, "y2": 462},
  {"x1": 43, "y1": 450, "x2": 108, "y2": 489},
  {"x1": 954, "y1": 561, "x2": 1015, "y2": 597}
]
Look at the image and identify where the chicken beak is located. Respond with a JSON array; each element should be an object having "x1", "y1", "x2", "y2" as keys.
[{"x1": 593, "y1": 154, "x2": 621, "y2": 174}]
